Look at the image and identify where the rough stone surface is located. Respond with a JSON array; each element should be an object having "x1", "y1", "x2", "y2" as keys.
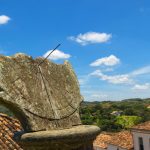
[
  {"x1": 0, "y1": 53, "x2": 101, "y2": 150},
  {"x1": 18, "y1": 125, "x2": 100, "y2": 150},
  {"x1": 0, "y1": 53, "x2": 83, "y2": 132}
]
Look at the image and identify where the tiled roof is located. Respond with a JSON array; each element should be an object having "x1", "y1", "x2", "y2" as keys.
[
  {"x1": 0, "y1": 113, "x2": 23, "y2": 150},
  {"x1": 131, "y1": 121, "x2": 150, "y2": 131},
  {"x1": 93, "y1": 132, "x2": 114, "y2": 149},
  {"x1": 94, "y1": 131, "x2": 133, "y2": 150},
  {"x1": 109, "y1": 131, "x2": 133, "y2": 150}
]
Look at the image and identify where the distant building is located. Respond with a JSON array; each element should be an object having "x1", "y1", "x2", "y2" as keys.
[
  {"x1": 108, "y1": 131, "x2": 133, "y2": 150},
  {"x1": 94, "y1": 131, "x2": 133, "y2": 150},
  {"x1": 131, "y1": 121, "x2": 150, "y2": 150},
  {"x1": 94, "y1": 121, "x2": 150, "y2": 150},
  {"x1": 110, "y1": 111, "x2": 123, "y2": 116},
  {"x1": 1, "y1": 112, "x2": 150, "y2": 150}
]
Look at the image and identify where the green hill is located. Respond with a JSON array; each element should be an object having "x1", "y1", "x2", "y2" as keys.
[
  {"x1": 80, "y1": 98, "x2": 150, "y2": 132},
  {"x1": 1, "y1": 97, "x2": 150, "y2": 132}
]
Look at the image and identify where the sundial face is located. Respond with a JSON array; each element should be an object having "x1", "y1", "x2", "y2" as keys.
[{"x1": 0, "y1": 54, "x2": 83, "y2": 120}]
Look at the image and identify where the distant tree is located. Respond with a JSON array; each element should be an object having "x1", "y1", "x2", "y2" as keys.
[
  {"x1": 115, "y1": 115, "x2": 142, "y2": 129},
  {"x1": 80, "y1": 98, "x2": 150, "y2": 132}
]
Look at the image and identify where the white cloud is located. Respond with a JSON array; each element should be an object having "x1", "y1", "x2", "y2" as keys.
[
  {"x1": 82, "y1": 65, "x2": 150, "y2": 101},
  {"x1": 130, "y1": 65, "x2": 150, "y2": 76},
  {"x1": 0, "y1": 15, "x2": 10, "y2": 25},
  {"x1": 78, "y1": 75, "x2": 90, "y2": 86},
  {"x1": 90, "y1": 65, "x2": 150, "y2": 86},
  {"x1": 43, "y1": 49, "x2": 71, "y2": 60},
  {"x1": 132, "y1": 83, "x2": 150, "y2": 90},
  {"x1": 90, "y1": 55, "x2": 120, "y2": 67},
  {"x1": 91, "y1": 94, "x2": 108, "y2": 99},
  {"x1": 103, "y1": 68, "x2": 114, "y2": 72},
  {"x1": 69, "y1": 32, "x2": 112, "y2": 45},
  {"x1": 90, "y1": 70, "x2": 132, "y2": 84},
  {"x1": 79, "y1": 78, "x2": 86, "y2": 85},
  {"x1": 81, "y1": 90, "x2": 110, "y2": 101}
]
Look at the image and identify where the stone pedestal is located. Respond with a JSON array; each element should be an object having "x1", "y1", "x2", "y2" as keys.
[{"x1": 18, "y1": 125, "x2": 100, "y2": 150}]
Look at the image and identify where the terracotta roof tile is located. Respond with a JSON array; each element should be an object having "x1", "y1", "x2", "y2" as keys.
[
  {"x1": 94, "y1": 131, "x2": 133, "y2": 150},
  {"x1": 109, "y1": 131, "x2": 133, "y2": 150},
  {"x1": 93, "y1": 132, "x2": 114, "y2": 149},
  {"x1": 131, "y1": 121, "x2": 150, "y2": 131},
  {"x1": 0, "y1": 113, "x2": 23, "y2": 150}
]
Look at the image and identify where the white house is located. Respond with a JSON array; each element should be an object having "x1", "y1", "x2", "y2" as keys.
[
  {"x1": 131, "y1": 121, "x2": 150, "y2": 150},
  {"x1": 111, "y1": 111, "x2": 123, "y2": 116},
  {"x1": 94, "y1": 121, "x2": 150, "y2": 150}
]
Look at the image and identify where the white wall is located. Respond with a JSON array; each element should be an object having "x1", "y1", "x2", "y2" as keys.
[
  {"x1": 107, "y1": 144, "x2": 128, "y2": 150},
  {"x1": 107, "y1": 144, "x2": 118, "y2": 150},
  {"x1": 132, "y1": 131, "x2": 150, "y2": 150},
  {"x1": 119, "y1": 148, "x2": 127, "y2": 150}
]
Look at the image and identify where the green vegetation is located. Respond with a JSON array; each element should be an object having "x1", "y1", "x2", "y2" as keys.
[
  {"x1": 80, "y1": 98, "x2": 150, "y2": 132},
  {"x1": 116, "y1": 115, "x2": 142, "y2": 129},
  {"x1": 0, "y1": 98, "x2": 150, "y2": 132}
]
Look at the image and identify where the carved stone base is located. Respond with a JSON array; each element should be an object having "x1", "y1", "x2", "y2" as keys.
[{"x1": 17, "y1": 125, "x2": 100, "y2": 150}]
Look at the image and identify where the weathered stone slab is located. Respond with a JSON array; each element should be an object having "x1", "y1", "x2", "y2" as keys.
[
  {"x1": 17, "y1": 125, "x2": 100, "y2": 150},
  {"x1": 0, "y1": 53, "x2": 83, "y2": 132}
]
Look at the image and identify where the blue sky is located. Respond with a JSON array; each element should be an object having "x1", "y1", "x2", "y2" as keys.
[{"x1": 0, "y1": 0, "x2": 150, "y2": 101}]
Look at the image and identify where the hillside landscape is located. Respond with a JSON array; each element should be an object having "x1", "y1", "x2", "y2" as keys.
[
  {"x1": 1, "y1": 98, "x2": 150, "y2": 132},
  {"x1": 80, "y1": 98, "x2": 150, "y2": 132}
]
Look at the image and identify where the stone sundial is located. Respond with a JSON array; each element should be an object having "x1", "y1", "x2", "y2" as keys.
[
  {"x1": 0, "y1": 53, "x2": 83, "y2": 132},
  {"x1": 0, "y1": 52, "x2": 100, "y2": 150}
]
